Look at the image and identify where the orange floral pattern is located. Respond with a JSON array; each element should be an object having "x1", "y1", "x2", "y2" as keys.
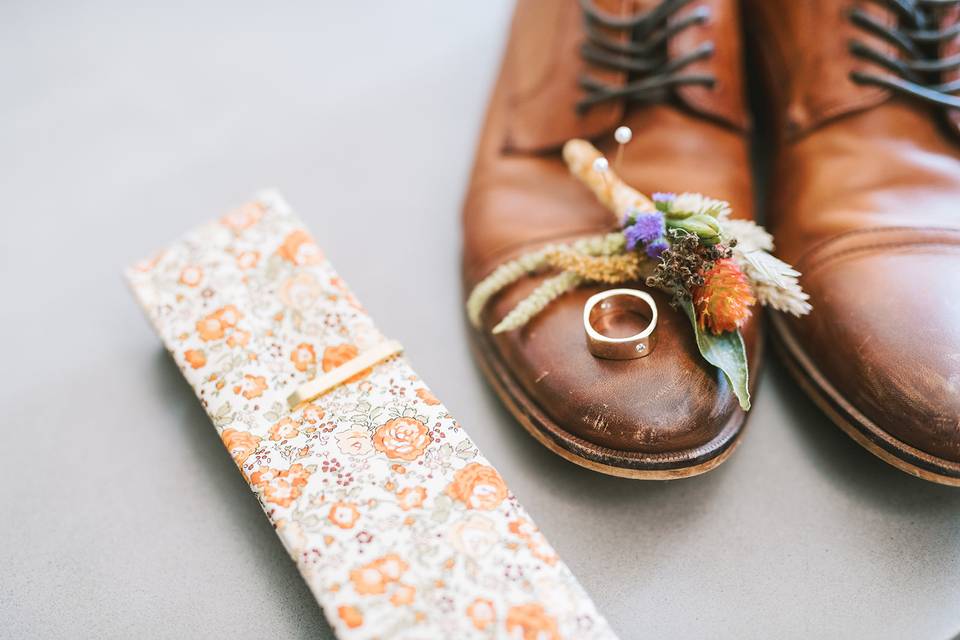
[
  {"x1": 226, "y1": 329, "x2": 250, "y2": 348},
  {"x1": 328, "y1": 501, "x2": 360, "y2": 529},
  {"x1": 396, "y1": 486, "x2": 427, "y2": 511},
  {"x1": 337, "y1": 605, "x2": 363, "y2": 629},
  {"x1": 350, "y1": 554, "x2": 409, "y2": 596},
  {"x1": 467, "y1": 598, "x2": 496, "y2": 630},
  {"x1": 446, "y1": 463, "x2": 508, "y2": 511},
  {"x1": 322, "y1": 343, "x2": 371, "y2": 383},
  {"x1": 236, "y1": 250, "x2": 260, "y2": 270},
  {"x1": 235, "y1": 374, "x2": 267, "y2": 399},
  {"x1": 249, "y1": 463, "x2": 311, "y2": 508},
  {"x1": 372, "y1": 418, "x2": 431, "y2": 462},
  {"x1": 506, "y1": 603, "x2": 561, "y2": 640},
  {"x1": 416, "y1": 387, "x2": 441, "y2": 406},
  {"x1": 301, "y1": 403, "x2": 325, "y2": 424},
  {"x1": 390, "y1": 583, "x2": 416, "y2": 607},
  {"x1": 220, "y1": 202, "x2": 264, "y2": 232},
  {"x1": 196, "y1": 304, "x2": 243, "y2": 342},
  {"x1": 277, "y1": 229, "x2": 323, "y2": 266},
  {"x1": 184, "y1": 349, "x2": 206, "y2": 369},
  {"x1": 290, "y1": 342, "x2": 316, "y2": 372},
  {"x1": 179, "y1": 266, "x2": 203, "y2": 287},
  {"x1": 268, "y1": 417, "x2": 299, "y2": 441},
  {"x1": 220, "y1": 428, "x2": 261, "y2": 466},
  {"x1": 126, "y1": 191, "x2": 614, "y2": 640}
]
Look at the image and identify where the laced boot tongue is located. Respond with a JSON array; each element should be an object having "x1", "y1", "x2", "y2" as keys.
[
  {"x1": 934, "y1": 2, "x2": 960, "y2": 130},
  {"x1": 575, "y1": 0, "x2": 749, "y2": 129},
  {"x1": 577, "y1": 0, "x2": 716, "y2": 113},
  {"x1": 850, "y1": 0, "x2": 960, "y2": 110},
  {"x1": 503, "y1": 0, "x2": 747, "y2": 154}
]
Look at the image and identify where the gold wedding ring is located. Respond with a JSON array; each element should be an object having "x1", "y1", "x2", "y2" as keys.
[{"x1": 583, "y1": 288, "x2": 658, "y2": 360}]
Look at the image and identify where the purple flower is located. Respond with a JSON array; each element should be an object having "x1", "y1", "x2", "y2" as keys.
[
  {"x1": 645, "y1": 238, "x2": 669, "y2": 260},
  {"x1": 623, "y1": 212, "x2": 665, "y2": 250}
]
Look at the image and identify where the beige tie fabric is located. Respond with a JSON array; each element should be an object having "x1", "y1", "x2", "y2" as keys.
[{"x1": 127, "y1": 190, "x2": 619, "y2": 640}]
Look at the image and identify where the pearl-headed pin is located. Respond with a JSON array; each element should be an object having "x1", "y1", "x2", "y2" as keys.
[{"x1": 613, "y1": 125, "x2": 633, "y2": 172}]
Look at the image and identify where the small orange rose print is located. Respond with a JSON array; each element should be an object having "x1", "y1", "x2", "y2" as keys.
[
  {"x1": 396, "y1": 486, "x2": 427, "y2": 511},
  {"x1": 178, "y1": 266, "x2": 203, "y2": 287},
  {"x1": 415, "y1": 387, "x2": 441, "y2": 406},
  {"x1": 337, "y1": 605, "x2": 363, "y2": 629},
  {"x1": 214, "y1": 304, "x2": 242, "y2": 327},
  {"x1": 300, "y1": 403, "x2": 325, "y2": 424},
  {"x1": 372, "y1": 418, "x2": 431, "y2": 462},
  {"x1": 508, "y1": 518, "x2": 536, "y2": 539},
  {"x1": 268, "y1": 417, "x2": 299, "y2": 441},
  {"x1": 196, "y1": 314, "x2": 225, "y2": 342},
  {"x1": 449, "y1": 514, "x2": 499, "y2": 558},
  {"x1": 196, "y1": 305, "x2": 243, "y2": 342},
  {"x1": 220, "y1": 428, "x2": 261, "y2": 465},
  {"x1": 467, "y1": 598, "x2": 496, "y2": 631},
  {"x1": 291, "y1": 342, "x2": 317, "y2": 372},
  {"x1": 505, "y1": 603, "x2": 560, "y2": 640},
  {"x1": 373, "y1": 554, "x2": 408, "y2": 581},
  {"x1": 184, "y1": 349, "x2": 206, "y2": 369},
  {"x1": 249, "y1": 463, "x2": 311, "y2": 508},
  {"x1": 350, "y1": 560, "x2": 389, "y2": 596},
  {"x1": 227, "y1": 329, "x2": 250, "y2": 348},
  {"x1": 322, "y1": 344, "x2": 371, "y2": 383},
  {"x1": 277, "y1": 229, "x2": 323, "y2": 266},
  {"x1": 236, "y1": 250, "x2": 260, "y2": 270},
  {"x1": 234, "y1": 374, "x2": 267, "y2": 400},
  {"x1": 328, "y1": 501, "x2": 360, "y2": 529},
  {"x1": 279, "y1": 272, "x2": 322, "y2": 310},
  {"x1": 445, "y1": 463, "x2": 508, "y2": 511},
  {"x1": 220, "y1": 202, "x2": 264, "y2": 232},
  {"x1": 527, "y1": 535, "x2": 559, "y2": 566},
  {"x1": 390, "y1": 583, "x2": 416, "y2": 607},
  {"x1": 336, "y1": 428, "x2": 374, "y2": 458}
]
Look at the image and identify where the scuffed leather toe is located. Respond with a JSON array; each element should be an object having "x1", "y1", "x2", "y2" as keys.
[{"x1": 783, "y1": 229, "x2": 960, "y2": 465}]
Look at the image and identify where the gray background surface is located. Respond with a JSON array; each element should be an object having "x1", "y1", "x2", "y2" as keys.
[{"x1": 2, "y1": 1, "x2": 959, "y2": 638}]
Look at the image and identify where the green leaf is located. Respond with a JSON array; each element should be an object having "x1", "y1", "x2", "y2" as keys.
[{"x1": 680, "y1": 300, "x2": 751, "y2": 410}]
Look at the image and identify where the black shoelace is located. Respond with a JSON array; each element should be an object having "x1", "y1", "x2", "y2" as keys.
[
  {"x1": 576, "y1": 0, "x2": 716, "y2": 113},
  {"x1": 850, "y1": 0, "x2": 960, "y2": 109}
]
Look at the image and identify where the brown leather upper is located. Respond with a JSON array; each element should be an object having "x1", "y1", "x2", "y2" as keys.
[
  {"x1": 463, "y1": 0, "x2": 758, "y2": 457},
  {"x1": 748, "y1": 0, "x2": 960, "y2": 462}
]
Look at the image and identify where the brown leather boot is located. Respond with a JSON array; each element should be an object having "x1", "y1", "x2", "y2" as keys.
[
  {"x1": 748, "y1": 1, "x2": 960, "y2": 485},
  {"x1": 462, "y1": 0, "x2": 759, "y2": 478}
]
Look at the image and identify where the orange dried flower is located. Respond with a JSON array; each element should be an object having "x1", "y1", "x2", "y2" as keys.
[{"x1": 693, "y1": 258, "x2": 755, "y2": 335}]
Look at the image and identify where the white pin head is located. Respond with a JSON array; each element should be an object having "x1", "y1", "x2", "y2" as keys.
[
  {"x1": 614, "y1": 126, "x2": 633, "y2": 144},
  {"x1": 592, "y1": 157, "x2": 609, "y2": 174}
]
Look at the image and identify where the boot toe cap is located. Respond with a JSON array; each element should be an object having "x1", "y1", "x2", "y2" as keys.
[{"x1": 785, "y1": 234, "x2": 960, "y2": 464}]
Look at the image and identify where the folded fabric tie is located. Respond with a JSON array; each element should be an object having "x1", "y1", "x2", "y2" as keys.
[{"x1": 126, "y1": 190, "x2": 618, "y2": 639}]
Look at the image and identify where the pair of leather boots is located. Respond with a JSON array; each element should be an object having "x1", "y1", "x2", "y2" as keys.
[{"x1": 462, "y1": 0, "x2": 960, "y2": 484}]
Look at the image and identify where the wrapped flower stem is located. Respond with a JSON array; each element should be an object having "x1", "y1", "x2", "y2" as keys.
[{"x1": 562, "y1": 139, "x2": 656, "y2": 222}]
